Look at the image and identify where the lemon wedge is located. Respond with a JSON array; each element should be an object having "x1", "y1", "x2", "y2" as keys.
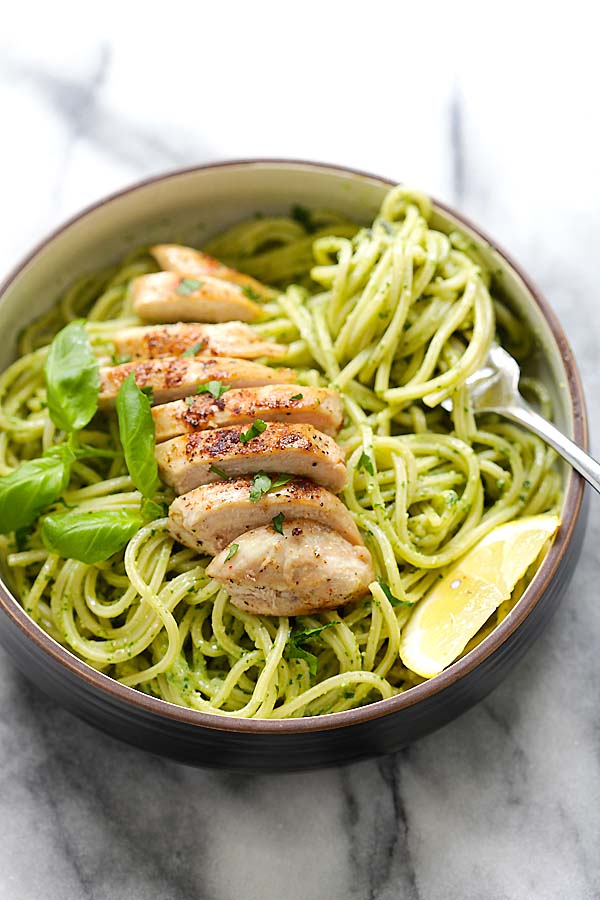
[{"x1": 399, "y1": 514, "x2": 561, "y2": 678}]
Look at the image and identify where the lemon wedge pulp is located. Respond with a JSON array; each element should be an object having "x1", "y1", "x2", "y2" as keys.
[{"x1": 399, "y1": 515, "x2": 561, "y2": 678}]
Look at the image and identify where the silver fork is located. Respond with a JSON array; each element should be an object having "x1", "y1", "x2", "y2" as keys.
[{"x1": 441, "y1": 344, "x2": 600, "y2": 493}]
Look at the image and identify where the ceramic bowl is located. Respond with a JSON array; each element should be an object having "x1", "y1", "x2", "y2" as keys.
[{"x1": 0, "y1": 160, "x2": 588, "y2": 770}]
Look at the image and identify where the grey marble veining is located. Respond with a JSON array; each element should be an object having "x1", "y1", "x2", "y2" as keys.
[{"x1": 1, "y1": 7, "x2": 600, "y2": 899}]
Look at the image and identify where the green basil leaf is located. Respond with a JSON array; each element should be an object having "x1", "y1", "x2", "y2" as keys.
[
  {"x1": 376, "y1": 576, "x2": 412, "y2": 607},
  {"x1": 44, "y1": 320, "x2": 100, "y2": 432},
  {"x1": 196, "y1": 380, "x2": 230, "y2": 399},
  {"x1": 272, "y1": 512, "x2": 285, "y2": 534},
  {"x1": 285, "y1": 643, "x2": 319, "y2": 675},
  {"x1": 291, "y1": 204, "x2": 315, "y2": 233},
  {"x1": 284, "y1": 622, "x2": 340, "y2": 675},
  {"x1": 292, "y1": 622, "x2": 340, "y2": 642},
  {"x1": 116, "y1": 373, "x2": 159, "y2": 499},
  {"x1": 181, "y1": 341, "x2": 206, "y2": 358},
  {"x1": 0, "y1": 453, "x2": 72, "y2": 534},
  {"x1": 177, "y1": 277, "x2": 203, "y2": 295},
  {"x1": 241, "y1": 286, "x2": 261, "y2": 301},
  {"x1": 239, "y1": 418, "x2": 268, "y2": 443},
  {"x1": 249, "y1": 471, "x2": 272, "y2": 502},
  {"x1": 224, "y1": 543, "x2": 239, "y2": 561},
  {"x1": 356, "y1": 451, "x2": 375, "y2": 476},
  {"x1": 41, "y1": 509, "x2": 142, "y2": 564},
  {"x1": 290, "y1": 393, "x2": 303, "y2": 401},
  {"x1": 269, "y1": 474, "x2": 293, "y2": 490}
]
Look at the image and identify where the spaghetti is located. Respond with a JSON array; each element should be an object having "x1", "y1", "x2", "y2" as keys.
[{"x1": 0, "y1": 187, "x2": 561, "y2": 718}]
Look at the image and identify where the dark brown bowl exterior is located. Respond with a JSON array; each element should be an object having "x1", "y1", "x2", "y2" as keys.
[{"x1": 0, "y1": 160, "x2": 589, "y2": 771}]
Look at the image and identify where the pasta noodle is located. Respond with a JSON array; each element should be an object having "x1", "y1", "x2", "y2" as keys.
[{"x1": 0, "y1": 188, "x2": 561, "y2": 717}]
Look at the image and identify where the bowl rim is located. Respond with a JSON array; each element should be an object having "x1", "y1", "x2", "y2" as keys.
[{"x1": 0, "y1": 157, "x2": 587, "y2": 735}]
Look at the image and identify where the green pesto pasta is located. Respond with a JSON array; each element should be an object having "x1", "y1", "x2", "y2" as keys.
[{"x1": 0, "y1": 187, "x2": 561, "y2": 718}]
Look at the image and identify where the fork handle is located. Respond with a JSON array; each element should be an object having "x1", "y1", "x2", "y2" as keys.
[{"x1": 498, "y1": 403, "x2": 600, "y2": 494}]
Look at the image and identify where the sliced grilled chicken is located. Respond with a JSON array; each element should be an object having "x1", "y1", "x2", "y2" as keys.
[
  {"x1": 98, "y1": 356, "x2": 295, "y2": 407},
  {"x1": 151, "y1": 243, "x2": 274, "y2": 300},
  {"x1": 207, "y1": 519, "x2": 374, "y2": 615},
  {"x1": 168, "y1": 477, "x2": 362, "y2": 555},
  {"x1": 131, "y1": 272, "x2": 263, "y2": 323},
  {"x1": 155, "y1": 422, "x2": 347, "y2": 495},
  {"x1": 152, "y1": 385, "x2": 344, "y2": 443},
  {"x1": 112, "y1": 322, "x2": 286, "y2": 361}
]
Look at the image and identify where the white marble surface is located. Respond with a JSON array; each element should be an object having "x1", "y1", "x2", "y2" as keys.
[{"x1": 1, "y1": 5, "x2": 600, "y2": 898}]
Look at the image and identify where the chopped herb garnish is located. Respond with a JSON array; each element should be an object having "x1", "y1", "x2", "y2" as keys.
[
  {"x1": 376, "y1": 576, "x2": 412, "y2": 608},
  {"x1": 284, "y1": 622, "x2": 340, "y2": 675},
  {"x1": 225, "y1": 543, "x2": 239, "y2": 561},
  {"x1": 181, "y1": 341, "x2": 206, "y2": 358},
  {"x1": 239, "y1": 418, "x2": 268, "y2": 443},
  {"x1": 290, "y1": 393, "x2": 304, "y2": 401},
  {"x1": 291, "y1": 203, "x2": 315, "y2": 233},
  {"x1": 272, "y1": 512, "x2": 285, "y2": 534},
  {"x1": 209, "y1": 464, "x2": 229, "y2": 479},
  {"x1": 270, "y1": 473, "x2": 293, "y2": 490},
  {"x1": 176, "y1": 277, "x2": 202, "y2": 295},
  {"x1": 185, "y1": 397, "x2": 196, "y2": 406},
  {"x1": 196, "y1": 381, "x2": 230, "y2": 400},
  {"x1": 249, "y1": 471, "x2": 272, "y2": 502},
  {"x1": 241, "y1": 285, "x2": 261, "y2": 301},
  {"x1": 112, "y1": 353, "x2": 132, "y2": 365},
  {"x1": 357, "y1": 451, "x2": 375, "y2": 476}
]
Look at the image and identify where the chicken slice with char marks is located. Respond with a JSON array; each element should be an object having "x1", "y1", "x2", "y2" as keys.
[
  {"x1": 152, "y1": 385, "x2": 344, "y2": 443},
  {"x1": 168, "y1": 477, "x2": 362, "y2": 555},
  {"x1": 112, "y1": 322, "x2": 286, "y2": 361},
  {"x1": 155, "y1": 422, "x2": 347, "y2": 495},
  {"x1": 207, "y1": 519, "x2": 374, "y2": 616},
  {"x1": 151, "y1": 244, "x2": 274, "y2": 300},
  {"x1": 131, "y1": 272, "x2": 262, "y2": 323},
  {"x1": 98, "y1": 356, "x2": 295, "y2": 407}
]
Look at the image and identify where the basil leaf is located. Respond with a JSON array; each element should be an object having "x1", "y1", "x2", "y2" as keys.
[
  {"x1": 272, "y1": 512, "x2": 285, "y2": 534},
  {"x1": 45, "y1": 320, "x2": 100, "y2": 432},
  {"x1": 292, "y1": 622, "x2": 340, "y2": 642},
  {"x1": 177, "y1": 277, "x2": 202, "y2": 295},
  {"x1": 41, "y1": 509, "x2": 142, "y2": 564},
  {"x1": 196, "y1": 381, "x2": 230, "y2": 399},
  {"x1": 224, "y1": 543, "x2": 239, "y2": 561},
  {"x1": 241, "y1": 286, "x2": 261, "y2": 301},
  {"x1": 0, "y1": 453, "x2": 72, "y2": 534},
  {"x1": 291, "y1": 204, "x2": 315, "y2": 233},
  {"x1": 284, "y1": 622, "x2": 340, "y2": 675},
  {"x1": 116, "y1": 373, "x2": 159, "y2": 499},
  {"x1": 249, "y1": 471, "x2": 272, "y2": 502},
  {"x1": 269, "y1": 474, "x2": 293, "y2": 490},
  {"x1": 357, "y1": 451, "x2": 375, "y2": 476},
  {"x1": 290, "y1": 393, "x2": 303, "y2": 401},
  {"x1": 239, "y1": 418, "x2": 267, "y2": 443},
  {"x1": 376, "y1": 576, "x2": 412, "y2": 607},
  {"x1": 285, "y1": 643, "x2": 319, "y2": 675},
  {"x1": 181, "y1": 341, "x2": 206, "y2": 358}
]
